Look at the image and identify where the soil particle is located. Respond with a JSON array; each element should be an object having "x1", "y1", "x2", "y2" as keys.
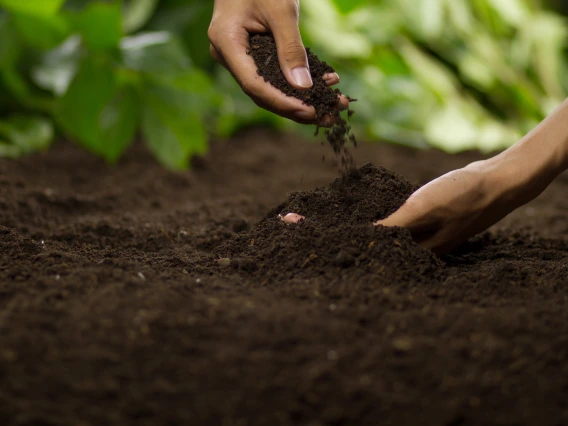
[
  {"x1": 1, "y1": 131, "x2": 568, "y2": 425},
  {"x1": 218, "y1": 163, "x2": 442, "y2": 284},
  {"x1": 249, "y1": 33, "x2": 356, "y2": 174}
]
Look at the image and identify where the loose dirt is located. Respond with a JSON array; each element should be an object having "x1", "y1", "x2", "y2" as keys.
[
  {"x1": 218, "y1": 163, "x2": 442, "y2": 286},
  {"x1": 249, "y1": 33, "x2": 356, "y2": 172},
  {"x1": 1, "y1": 130, "x2": 568, "y2": 426}
]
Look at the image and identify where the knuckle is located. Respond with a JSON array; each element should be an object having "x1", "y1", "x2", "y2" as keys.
[
  {"x1": 281, "y1": 39, "x2": 306, "y2": 61},
  {"x1": 282, "y1": 0, "x2": 300, "y2": 17},
  {"x1": 207, "y1": 26, "x2": 218, "y2": 45},
  {"x1": 225, "y1": 29, "x2": 243, "y2": 44}
]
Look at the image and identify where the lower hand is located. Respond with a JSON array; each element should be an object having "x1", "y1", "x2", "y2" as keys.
[
  {"x1": 279, "y1": 157, "x2": 551, "y2": 254},
  {"x1": 375, "y1": 160, "x2": 529, "y2": 254}
]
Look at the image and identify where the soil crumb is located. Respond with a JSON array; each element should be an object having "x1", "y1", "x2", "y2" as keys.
[
  {"x1": 2, "y1": 132, "x2": 568, "y2": 425},
  {"x1": 218, "y1": 163, "x2": 442, "y2": 284},
  {"x1": 249, "y1": 33, "x2": 356, "y2": 174}
]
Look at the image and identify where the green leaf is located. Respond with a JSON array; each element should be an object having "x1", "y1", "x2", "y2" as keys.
[
  {"x1": 0, "y1": 0, "x2": 65, "y2": 17},
  {"x1": 177, "y1": 2, "x2": 215, "y2": 68},
  {"x1": 120, "y1": 31, "x2": 191, "y2": 75},
  {"x1": 0, "y1": 115, "x2": 54, "y2": 158},
  {"x1": 146, "y1": 69, "x2": 221, "y2": 113},
  {"x1": 1, "y1": 68, "x2": 31, "y2": 102},
  {"x1": 301, "y1": 0, "x2": 373, "y2": 58},
  {"x1": 123, "y1": 0, "x2": 159, "y2": 34},
  {"x1": 57, "y1": 57, "x2": 118, "y2": 151},
  {"x1": 31, "y1": 35, "x2": 82, "y2": 95},
  {"x1": 373, "y1": 48, "x2": 410, "y2": 76},
  {"x1": 72, "y1": 1, "x2": 122, "y2": 50},
  {"x1": 0, "y1": 14, "x2": 18, "y2": 67},
  {"x1": 98, "y1": 86, "x2": 140, "y2": 162},
  {"x1": 12, "y1": 12, "x2": 70, "y2": 49},
  {"x1": 56, "y1": 56, "x2": 140, "y2": 161},
  {"x1": 0, "y1": 68, "x2": 54, "y2": 113},
  {"x1": 332, "y1": 0, "x2": 367, "y2": 14},
  {"x1": 141, "y1": 84, "x2": 207, "y2": 170},
  {"x1": 141, "y1": 1, "x2": 215, "y2": 67}
]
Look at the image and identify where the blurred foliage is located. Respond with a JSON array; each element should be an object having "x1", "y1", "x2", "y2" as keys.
[
  {"x1": 300, "y1": 0, "x2": 568, "y2": 152},
  {"x1": 0, "y1": 0, "x2": 567, "y2": 168},
  {"x1": 0, "y1": 0, "x2": 217, "y2": 169}
]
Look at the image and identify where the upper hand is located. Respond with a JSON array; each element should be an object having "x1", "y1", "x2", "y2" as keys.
[{"x1": 208, "y1": 0, "x2": 349, "y2": 125}]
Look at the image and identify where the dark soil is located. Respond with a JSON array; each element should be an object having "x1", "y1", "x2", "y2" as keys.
[
  {"x1": 218, "y1": 164, "x2": 442, "y2": 286},
  {"x1": 1, "y1": 130, "x2": 568, "y2": 426},
  {"x1": 249, "y1": 33, "x2": 356, "y2": 172}
]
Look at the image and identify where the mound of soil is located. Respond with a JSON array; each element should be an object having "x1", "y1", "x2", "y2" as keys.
[
  {"x1": 1, "y1": 131, "x2": 568, "y2": 426},
  {"x1": 219, "y1": 163, "x2": 442, "y2": 284},
  {"x1": 249, "y1": 33, "x2": 356, "y2": 172}
]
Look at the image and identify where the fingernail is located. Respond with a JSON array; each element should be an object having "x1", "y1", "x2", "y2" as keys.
[
  {"x1": 324, "y1": 72, "x2": 340, "y2": 83},
  {"x1": 291, "y1": 67, "x2": 313, "y2": 89}
]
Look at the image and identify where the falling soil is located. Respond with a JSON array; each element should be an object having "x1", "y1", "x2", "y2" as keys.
[
  {"x1": 249, "y1": 33, "x2": 356, "y2": 173},
  {"x1": 1, "y1": 130, "x2": 568, "y2": 425}
]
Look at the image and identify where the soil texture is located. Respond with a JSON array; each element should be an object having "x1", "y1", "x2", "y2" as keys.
[
  {"x1": 249, "y1": 33, "x2": 356, "y2": 172},
  {"x1": 1, "y1": 130, "x2": 568, "y2": 426},
  {"x1": 219, "y1": 163, "x2": 442, "y2": 286}
]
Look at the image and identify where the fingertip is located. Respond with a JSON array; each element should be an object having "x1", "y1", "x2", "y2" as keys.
[
  {"x1": 374, "y1": 214, "x2": 399, "y2": 228},
  {"x1": 291, "y1": 67, "x2": 313, "y2": 90},
  {"x1": 338, "y1": 95, "x2": 350, "y2": 111},
  {"x1": 374, "y1": 219, "x2": 391, "y2": 227},
  {"x1": 324, "y1": 72, "x2": 340, "y2": 86},
  {"x1": 319, "y1": 115, "x2": 335, "y2": 127}
]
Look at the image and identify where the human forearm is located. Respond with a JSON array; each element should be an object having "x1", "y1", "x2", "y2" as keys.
[
  {"x1": 488, "y1": 98, "x2": 568, "y2": 204},
  {"x1": 375, "y1": 97, "x2": 568, "y2": 254}
]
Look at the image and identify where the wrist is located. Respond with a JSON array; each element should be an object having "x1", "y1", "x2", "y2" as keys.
[
  {"x1": 518, "y1": 98, "x2": 568, "y2": 175},
  {"x1": 485, "y1": 139, "x2": 563, "y2": 207},
  {"x1": 482, "y1": 99, "x2": 568, "y2": 205}
]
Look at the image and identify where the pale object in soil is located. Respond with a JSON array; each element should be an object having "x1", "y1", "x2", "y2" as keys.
[{"x1": 278, "y1": 213, "x2": 305, "y2": 224}]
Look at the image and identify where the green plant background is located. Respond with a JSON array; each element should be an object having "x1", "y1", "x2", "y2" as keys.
[{"x1": 0, "y1": 0, "x2": 567, "y2": 168}]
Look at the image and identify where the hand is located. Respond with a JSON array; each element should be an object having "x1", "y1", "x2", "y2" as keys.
[
  {"x1": 376, "y1": 99, "x2": 568, "y2": 254},
  {"x1": 278, "y1": 98, "x2": 568, "y2": 253},
  {"x1": 279, "y1": 156, "x2": 557, "y2": 254},
  {"x1": 375, "y1": 160, "x2": 537, "y2": 254},
  {"x1": 278, "y1": 161, "x2": 521, "y2": 254},
  {"x1": 208, "y1": 0, "x2": 349, "y2": 125}
]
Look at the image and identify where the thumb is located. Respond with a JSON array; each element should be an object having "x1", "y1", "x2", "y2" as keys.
[{"x1": 271, "y1": 19, "x2": 313, "y2": 90}]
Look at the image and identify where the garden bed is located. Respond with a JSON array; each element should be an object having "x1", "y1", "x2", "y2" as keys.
[{"x1": 1, "y1": 129, "x2": 568, "y2": 425}]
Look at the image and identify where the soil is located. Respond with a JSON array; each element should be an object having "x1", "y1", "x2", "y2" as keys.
[
  {"x1": 249, "y1": 33, "x2": 356, "y2": 172},
  {"x1": 218, "y1": 164, "x2": 442, "y2": 287},
  {"x1": 1, "y1": 129, "x2": 568, "y2": 426}
]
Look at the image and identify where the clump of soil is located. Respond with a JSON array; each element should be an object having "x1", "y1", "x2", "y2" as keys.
[
  {"x1": 218, "y1": 163, "x2": 442, "y2": 284},
  {"x1": 3, "y1": 133, "x2": 568, "y2": 425},
  {"x1": 249, "y1": 33, "x2": 356, "y2": 173},
  {"x1": 279, "y1": 163, "x2": 416, "y2": 226}
]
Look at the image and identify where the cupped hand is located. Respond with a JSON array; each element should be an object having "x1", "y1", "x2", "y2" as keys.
[
  {"x1": 208, "y1": 0, "x2": 349, "y2": 125},
  {"x1": 374, "y1": 160, "x2": 529, "y2": 254}
]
